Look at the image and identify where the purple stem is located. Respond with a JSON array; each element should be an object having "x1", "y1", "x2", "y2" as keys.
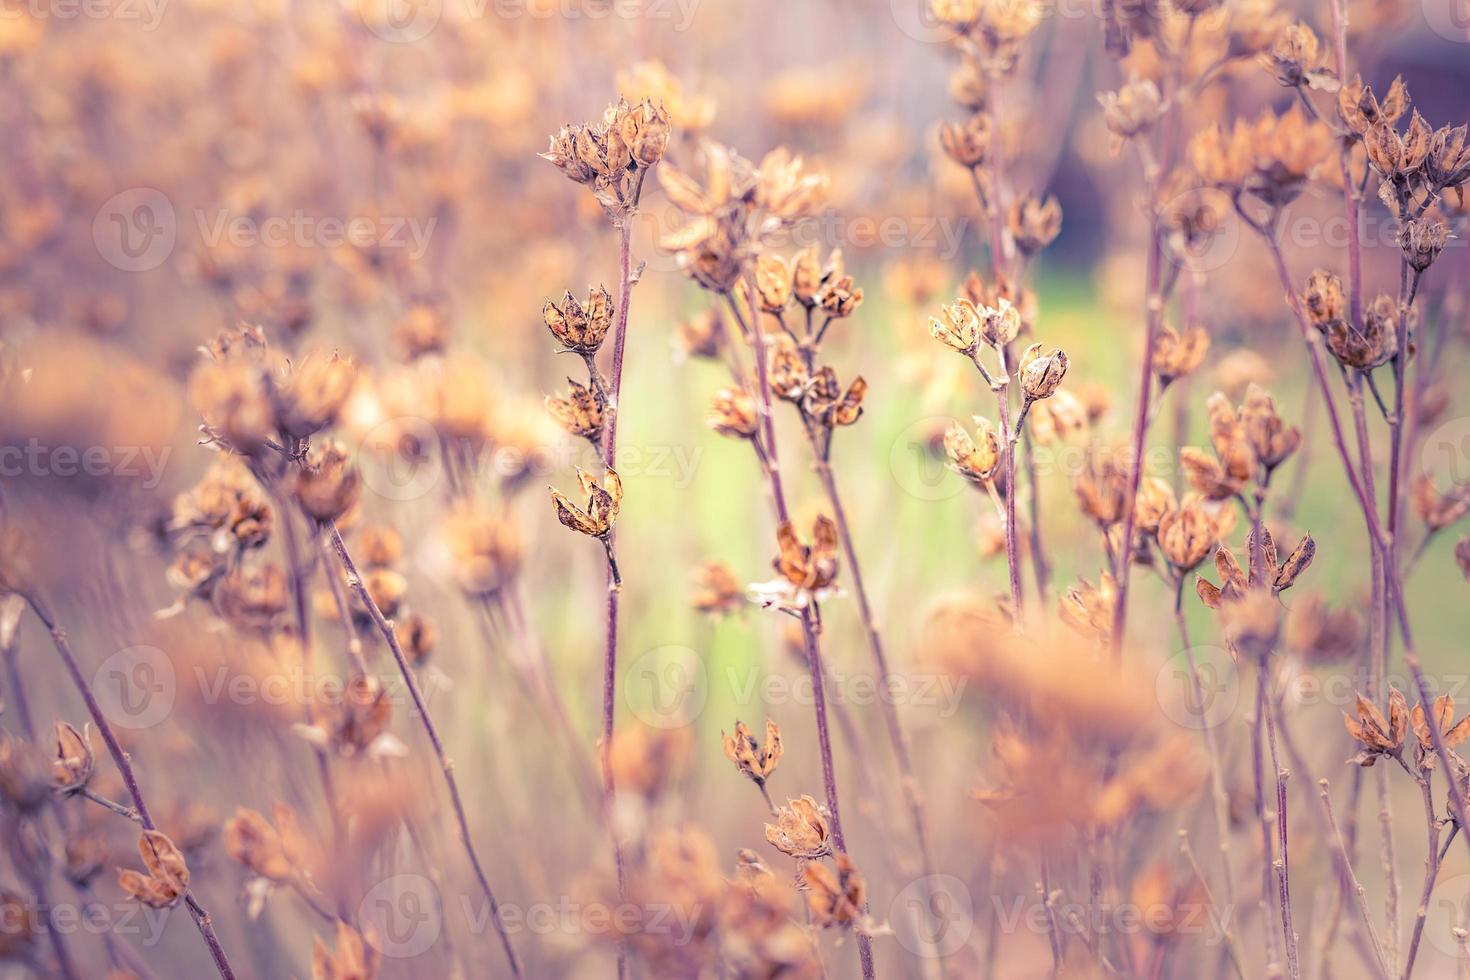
[{"x1": 22, "y1": 594, "x2": 238, "y2": 980}]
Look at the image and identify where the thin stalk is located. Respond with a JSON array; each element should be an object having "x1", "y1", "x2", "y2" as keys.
[
  {"x1": 1321, "y1": 779, "x2": 1394, "y2": 980},
  {"x1": 21, "y1": 594, "x2": 238, "y2": 980},
  {"x1": 324, "y1": 524, "x2": 523, "y2": 978},
  {"x1": 595, "y1": 198, "x2": 641, "y2": 980},
  {"x1": 1108, "y1": 226, "x2": 1166, "y2": 659},
  {"x1": 1402, "y1": 775, "x2": 1452, "y2": 980},
  {"x1": 1173, "y1": 582, "x2": 1235, "y2": 912},
  {"x1": 1249, "y1": 226, "x2": 1470, "y2": 861},
  {"x1": 812, "y1": 459, "x2": 939, "y2": 887},
  {"x1": 1251, "y1": 669, "x2": 1285, "y2": 976},
  {"x1": 727, "y1": 281, "x2": 876, "y2": 979}
]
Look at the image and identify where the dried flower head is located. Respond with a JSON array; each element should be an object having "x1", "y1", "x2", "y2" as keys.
[
  {"x1": 723, "y1": 719, "x2": 783, "y2": 786},
  {"x1": 543, "y1": 287, "x2": 614, "y2": 353},
  {"x1": 691, "y1": 560, "x2": 745, "y2": 616},
  {"x1": 1158, "y1": 497, "x2": 1237, "y2": 573},
  {"x1": 1018, "y1": 344, "x2": 1068, "y2": 401},
  {"x1": 1007, "y1": 195, "x2": 1062, "y2": 255},
  {"x1": 549, "y1": 467, "x2": 622, "y2": 540},
  {"x1": 1153, "y1": 323, "x2": 1209, "y2": 385},
  {"x1": 946, "y1": 417, "x2": 1001, "y2": 485},
  {"x1": 50, "y1": 721, "x2": 94, "y2": 795},
  {"x1": 117, "y1": 831, "x2": 191, "y2": 909},
  {"x1": 293, "y1": 441, "x2": 362, "y2": 523},
  {"x1": 546, "y1": 378, "x2": 606, "y2": 446},
  {"x1": 707, "y1": 387, "x2": 761, "y2": 439},
  {"x1": 765, "y1": 795, "x2": 831, "y2": 859},
  {"x1": 1326, "y1": 294, "x2": 1399, "y2": 370},
  {"x1": 1344, "y1": 688, "x2": 1409, "y2": 765},
  {"x1": 803, "y1": 854, "x2": 867, "y2": 929}
]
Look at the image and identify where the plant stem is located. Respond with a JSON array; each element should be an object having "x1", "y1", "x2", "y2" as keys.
[
  {"x1": 728, "y1": 280, "x2": 876, "y2": 979},
  {"x1": 1108, "y1": 226, "x2": 1166, "y2": 659},
  {"x1": 595, "y1": 203, "x2": 639, "y2": 980},
  {"x1": 1250, "y1": 226, "x2": 1470, "y2": 861},
  {"x1": 813, "y1": 456, "x2": 941, "y2": 947},
  {"x1": 1320, "y1": 779, "x2": 1394, "y2": 980},
  {"x1": 1172, "y1": 582, "x2": 1235, "y2": 912},
  {"x1": 324, "y1": 524, "x2": 522, "y2": 978},
  {"x1": 22, "y1": 593, "x2": 238, "y2": 980}
]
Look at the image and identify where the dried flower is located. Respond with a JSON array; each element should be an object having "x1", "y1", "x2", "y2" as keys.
[
  {"x1": 803, "y1": 854, "x2": 867, "y2": 929},
  {"x1": 1018, "y1": 344, "x2": 1068, "y2": 400},
  {"x1": 1409, "y1": 695, "x2": 1470, "y2": 762},
  {"x1": 1344, "y1": 688, "x2": 1409, "y2": 765},
  {"x1": 117, "y1": 831, "x2": 191, "y2": 909},
  {"x1": 546, "y1": 378, "x2": 606, "y2": 445},
  {"x1": 939, "y1": 114, "x2": 992, "y2": 169},
  {"x1": 1158, "y1": 498, "x2": 1237, "y2": 572},
  {"x1": 1326, "y1": 294, "x2": 1399, "y2": 370},
  {"x1": 543, "y1": 287, "x2": 614, "y2": 353},
  {"x1": 946, "y1": 418, "x2": 1001, "y2": 485},
  {"x1": 707, "y1": 387, "x2": 761, "y2": 439},
  {"x1": 1099, "y1": 78, "x2": 1163, "y2": 144},
  {"x1": 1007, "y1": 195, "x2": 1062, "y2": 255},
  {"x1": 293, "y1": 441, "x2": 361, "y2": 523},
  {"x1": 765, "y1": 795, "x2": 831, "y2": 859},
  {"x1": 549, "y1": 468, "x2": 622, "y2": 539},
  {"x1": 929, "y1": 299, "x2": 981, "y2": 354},
  {"x1": 723, "y1": 719, "x2": 783, "y2": 786},
  {"x1": 1153, "y1": 323, "x2": 1209, "y2": 385},
  {"x1": 691, "y1": 560, "x2": 744, "y2": 616},
  {"x1": 50, "y1": 721, "x2": 93, "y2": 795}
]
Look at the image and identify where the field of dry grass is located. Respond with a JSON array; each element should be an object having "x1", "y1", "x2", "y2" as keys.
[{"x1": 4, "y1": 0, "x2": 1470, "y2": 977}]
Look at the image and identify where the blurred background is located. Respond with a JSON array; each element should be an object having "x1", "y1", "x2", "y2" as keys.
[{"x1": 4, "y1": 0, "x2": 1470, "y2": 976}]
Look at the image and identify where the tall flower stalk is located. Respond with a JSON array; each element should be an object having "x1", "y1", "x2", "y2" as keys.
[{"x1": 541, "y1": 97, "x2": 670, "y2": 980}]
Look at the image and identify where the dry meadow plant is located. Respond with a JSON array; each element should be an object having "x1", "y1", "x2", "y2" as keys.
[{"x1": 4, "y1": 0, "x2": 1470, "y2": 978}]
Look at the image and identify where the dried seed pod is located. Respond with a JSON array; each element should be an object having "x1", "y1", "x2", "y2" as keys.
[
  {"x1": 707, "y1": 387, "x2": 761, "y2": 439},
  {"x1": 50, "y1": 722, "x2": 93, "y2": 796},
  {"x1": 765, "y1": 794, "x2": 831, "y2": 858},
  {"x1": 117, "y1": 830, "x2": 191, "y2": 909},
  {"x1": 1018, "y1": 344, "x2": 1068, "y2": 401},
  {"x1": 722, "y1": 719, "x2": 783, "y2": 786}
]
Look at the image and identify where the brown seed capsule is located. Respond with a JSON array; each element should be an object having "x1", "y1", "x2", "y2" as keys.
[
  {"x1": 722, "y1": 718, "x2": 783, "y2": 786},
  {"x1": 1154, "y1": 323, "x2": 1210, "y2": 385},
  {"x1": 765, "y1": 795, "x2": 831, "y2": 858},
  {"x1": 804, "y1": 853, "x2": 867, "y2": 929},
  {"x1": 545, "y1": 378, "x2": 605, "y2": 444},
  {"x1": 544, "y1": 287, "x2": 614, "y2": 353},
  {"x1": 940, "y1": 114, "x2": 992, "y2": 168},
  {"x1": 549, "y1": 468, "x2": 622, "y2": 539},
  {"x1": 1133, "y1": 477, "x2": 1177, "y2": 534},
  {"x1": 1008, "y1": 195, "x2": 1062, "y2": 255},
  {"x1": 1302, "y1": 270, "x2": 1346, "y2": 327},
  {"x1": 1159, "y1": 499, "x2": 1237, "y2": 572},
  {"x1": 275, "y1": 351, "x2": 357, "y2": 440},
  {"x1": 707, "y1": 387, "x2": 761, "y2": 439},
  {"x1": 929, "y1": 299, "x2": 981, "y2": 354},
  {"x1": 1018, "y1": 344, "x2": 1068, "y2": 400},
  {"x1": 1326, "y1": 294, "x2": 1398, "y2": 370},
  {"x1": 946, "y1": 418, "x2": 1001, "y2": 486},
  {"x1": 1398, "y1": 218, "x2": 1448, "y2": 273},
  {"x1": 755, "y1": 255, "x2": 794, "y2": 312},
  {"x1": 117, "y1": 831, "x2": 191, "y2": 909},
  {"x1": 293, "y1": 441, "x2": 361, "y2": 523},
  {"x1": 51, "y1": 721, "x2": 94, "y2": 795},
  {"x1": 1098, "y1": 78, "x2": 1163, "y2": 142}
]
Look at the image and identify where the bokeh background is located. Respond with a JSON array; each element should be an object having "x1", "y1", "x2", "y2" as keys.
[{"x1": 5, "y1": 0, "x2": 1470, "y2": 976}]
